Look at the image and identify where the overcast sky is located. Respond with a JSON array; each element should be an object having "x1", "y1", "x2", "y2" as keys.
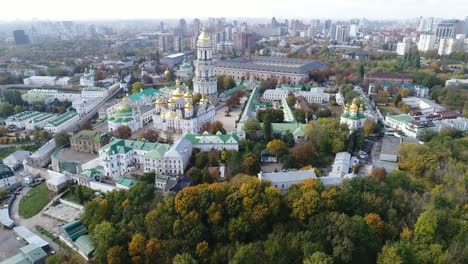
[{"x1": 2, "y1": 0, "x2": 467, "y2": 21}]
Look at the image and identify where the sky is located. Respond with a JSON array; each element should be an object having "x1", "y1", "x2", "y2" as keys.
[{"x1": 2, "y1": 0, "x2": 467, "y2": 21}]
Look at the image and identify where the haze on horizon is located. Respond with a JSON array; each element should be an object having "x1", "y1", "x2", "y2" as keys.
[{"x1": 2, "y1": 0, "x2": 467, "y2": 21}]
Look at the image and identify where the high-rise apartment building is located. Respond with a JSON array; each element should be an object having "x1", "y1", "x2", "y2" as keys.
[
  {"x1": 417, "y1": 34, "x2": 436, "y2": 52},
  {"x1": 13, "y1": 30, "x2": 31, "y2": 45},
  {"x1": 435, "y1": 20, "x2": 464, "y2": 40}
]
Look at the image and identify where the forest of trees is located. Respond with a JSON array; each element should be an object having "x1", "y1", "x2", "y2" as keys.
[{"x1": 70, "y1": 129, "x2": 468, "y2": 264}]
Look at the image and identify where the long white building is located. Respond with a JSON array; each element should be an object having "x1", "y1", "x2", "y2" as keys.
[
  {"x1": 99, "y1": 137, "x2": 192, "y2": 179},
  {"x1": 183, "y1": 131, "x2": 241, "y2": 151},
  {"x1": 262, "y1": 86, "x2": 330, "y2": 104},
  {"x1": 44, "y1": 111, "x2": 80, "y2": 134},
  {"x1": 23, "y1": 76, "x2": 70, "y2": 86}
]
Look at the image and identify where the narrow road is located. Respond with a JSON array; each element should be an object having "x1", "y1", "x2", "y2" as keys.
[{"x1": 10, "y1": 187, "x2": 66, "y2": 254}]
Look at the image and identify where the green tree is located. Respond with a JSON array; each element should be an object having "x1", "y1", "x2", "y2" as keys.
[
  {"x1": 266, "y1": 139, "x2": 287, "y2": 158},
  {"x1": 173, "y1": 253, "x2": 198, "y2": 264},
  {"x1": 131, "y1": 82, "x2": 144, "y2": 94},
  {"x1": 286, "y1": 93, "x2": 297, "y2": 108},
  {"x1": 243, "y1": 118, "x2": 261, "y2": 138},
  {"x1": 54, "y1": 131, "x2": 71, "y2": 147},
  {"x1": 92, "y1": 221, "x2": 122, "y2": 264},
  {"x1": 263, "y1": 112, "x2": 272, "y2": 141},
  {"x1": 303, "y1": 252, "x2": 334, "y2": 264}
]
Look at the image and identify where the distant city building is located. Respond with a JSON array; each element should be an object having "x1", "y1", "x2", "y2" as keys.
[
  {"x1": 13, "y1": 29, "x2": 31, "y2": 45},
  {"x1": 234, "y1": 32, "x2": 257, "y2": 51},
  {"x1": 438, "y1": 38, "x2": 463, "y2": 55},
  {"x1": 331, "y1": 23, "x2": 350, "y2": 43},
  {"x1": 435, "y1": 19, "x2": 464, "y2": 40},
  {"x1": 417, "y1": 34, "x2": 436, "y2": 52},
  {"x1": 396, "y1": 38, "x2": 411, "y2": 56},
  {"x1": 364, "y1": 72, "x2": 412, "y2": 86},
  {"x1": 418, "y1": 17, "x2": 434, "y2": 32}
]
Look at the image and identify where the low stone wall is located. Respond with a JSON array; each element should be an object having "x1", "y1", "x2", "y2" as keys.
[{"x1": 58, "y1": 199, "x2": 84, "y2": 210}]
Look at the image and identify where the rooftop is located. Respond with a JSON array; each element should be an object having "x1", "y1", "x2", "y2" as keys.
[
  {"x1": 128, "y1": 88, "x2": 160, "y2": 102},
  {"x1": 46, "y1": 111, "x2": 78, "y2": 127},
  {"x1": 381, "y1": 136, "x2": 402, "y2": 156},
  {"x1": 70, "y1": 130, "x2": 102, "y2": 143},
  {"x1": 101, "y1": 138, "x2": 170, "y2": 156},
  {"x1": 217, "y1": 56, "x2": 326, "y2": 74},
  {"x1": 117, "y1": 177, "x2": 137, "y2": 188},
  {"x1": 387, "y1": 114, "x2": 414, "y2": 124},
  {"x1": 260, "y1": 168, "x2": 317, "y2": 183}
]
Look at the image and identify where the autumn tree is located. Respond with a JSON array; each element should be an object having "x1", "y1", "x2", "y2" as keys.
[
  {"x1": 128, "y1": 233, "x2": 146, "y2": 264},
  {"x1": 266, "y1": 139, "x2": 287, "y2": 157},
  {"x1": 131, "y1": 82, "x2": 144, "y2": 94},
  {"x1": 286, "y1": 93, "x2": 296, "y2": 108},
  {"x1": 363, "y1": 118, "x2": 377, "y2": 137},
  {"x1": 143, "y1": 129, "x2": 159, "y2": 142},
  {"x1": 107, "y1": 246, "x2": 129, "y2": 264},
  {"x1": 112, "y1": 125, "x2": 132, "y2": 139},
  {"x1": 242, "y1": 152, "x2": 260, "y2": 175},
  {"x1": 365, "y1": 213, "x2": 385, "y2": 236}
]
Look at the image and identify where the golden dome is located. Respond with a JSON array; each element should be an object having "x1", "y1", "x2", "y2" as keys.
[
  {"x1": 155, "y1": 96, "x2": 164, "y2": 106},
  {"x1": 344, "y1": 103, "x2": 350, "y2": 111},
  {"x1": 359, "y1": 103, "x2": 364, "y2": 111},
  {"x1": 200, "y1": 95, "x2": 207, "y2": 103},
  {"x1": 184, "y1": 90, "x2": 192, "y2": 99},
  {"x1": 184, "y1": 102, "x2": 193, "y2": 109},
  {"x1": 168, "y1": 97, "x2": 175, "y2": 105},
  {"x1": 172, "y1": 86, "x2": 184, "y2": 98},
  {"x1": 198, "y1": 26, "x2": 211, "y2": 43},
  {"x1": 350, "y1": 98, "x2": 358, "y2": 112},
  {"x1": 164, "y1": 68, "x2": 169, "y2": 75}
]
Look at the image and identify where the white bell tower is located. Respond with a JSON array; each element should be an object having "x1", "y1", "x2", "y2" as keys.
[{"x1": 193, "y1": 26, "x2": 218, "y2": 105}]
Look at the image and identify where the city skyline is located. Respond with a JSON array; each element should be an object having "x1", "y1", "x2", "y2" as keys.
[{"x1": 1, "y1": 0, "x2": 467, "y2": 21}]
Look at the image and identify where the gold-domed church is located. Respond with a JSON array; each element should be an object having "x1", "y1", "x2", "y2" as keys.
[
  {"x1": 107, "y1": 96, "x2": 144, "y2": 132},
  {"x1": 340, "y1": 98, "x2": 366, "y2": 130},
  {"x1": 153, "y1": 78, "x2": 215, "y2": 133}
]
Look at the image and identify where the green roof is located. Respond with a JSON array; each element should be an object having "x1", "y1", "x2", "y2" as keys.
[
  {"x1": 75, "y1": 235, "x2": 95, "y2": 256},
  {"x1": 183, "y1": 132, "x2": 240, "y2": 145},
  {"x1": 71, "y1": 130, "x2": 101, "y2": 143},
  {"x1": 108, "y1": 117, "x2": 134, "y2": 123},
  {"x1": 128, "y1": 88, "x2": 160, "y2": 101},
  {"x1": 144, "y1": 144, "x2": 170, "y2": 159},
  {"x1": 1, "y1": 244, "x2": 47, "y2": 264},
  {"x1": 7, "y1": 111, "x2": 43, "y2": 122},
  {"x1": 47, "y1": 111, "x2": 78, "y2": 127},
  {"x1": 31, "y1": 112, "x2": 57, "y2": 123},
  {"x1": 117, "y1": 177, "x2": 136, "y2": 187},
  {"x1": 61, "y1": 220, "x2": 89, "y2": 241},
  {"x1": 100, "y1": 137, "x2": 170, "y2": 156},
  {"x1": 270, "y1": 122, "x2": 303, "y2": 132},
  {"x1": 155, "y1": 175, "x2": 170, "y2": 184},
  {"x1": 220, "y1": 86, "x2": 245, "y2": 98},
  {"x1": 387, "y1": 114, "x2": 413, "y2": 124},
  {"x1": 80, "y1": 168, "x2": 101, "y2": 179}
]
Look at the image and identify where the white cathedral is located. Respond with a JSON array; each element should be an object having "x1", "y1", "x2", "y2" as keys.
[{"x1": 152, "y1": 27, "x2": 217, "y2": 134}]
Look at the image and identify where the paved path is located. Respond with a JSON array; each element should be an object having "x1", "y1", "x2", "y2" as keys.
[{"x1": 10, "y1": 187, "x2": 67, "y2": 253}]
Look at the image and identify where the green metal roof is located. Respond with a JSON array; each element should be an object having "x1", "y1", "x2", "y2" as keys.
[
  {"x1": 387, "y1": 114, "x2": 413, "y2": 124},
  {"x1": 117, "y1": 177, "x2": 136, "y2": 187},
  {"x1": 128, "y1": 88, "x2": 160, "y2": 102},
  {"x1": 61, "y1": 220, "x2": 89, "y2": 241},
  {"x1": 70, "y1": 130, "x2": 101, "y2": 143},
  {"x1": 101, "y1": 137, "x2": 170, "y2": 156},
  {"x1": 183, "y1": 132, "x2": 240, "y2": 144},
  {"x1": 144, "y1": 144, "x2": 170, "y2": 159},
  {"x1": 48, "y1": 111, "x2": 78, "y2": 126},
  {"x1": 75, "y1": 235, "x2": 95, "y2": 256}
]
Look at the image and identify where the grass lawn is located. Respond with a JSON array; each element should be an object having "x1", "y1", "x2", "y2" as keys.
[
  {"x1": 19, "y1": 184, "x2": 52, "y2": 219},
  {"x1": 61, "y1": 185, "x2": 95, "y2": 205},
  {"x1": 378, "y1": 106, "x2": 402, "y2": 116}
]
